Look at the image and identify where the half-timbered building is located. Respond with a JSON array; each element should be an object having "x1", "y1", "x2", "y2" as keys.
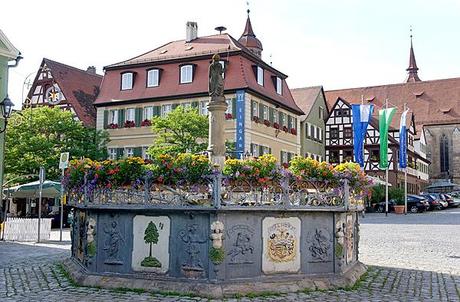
[
  {"x1": 25, "y1": 58, "x2": 102, "y2": 127},
  {"x1": 325, "y1": 98, "x2": 429, "y2": 192}
]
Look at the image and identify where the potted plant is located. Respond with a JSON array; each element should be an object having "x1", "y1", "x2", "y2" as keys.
[
  {"x1": 390, "y1": 187, "x2": 405, "y2": 214},
  {"x1": 263, "y1": 119, "x2": 271, "y2": 127}
]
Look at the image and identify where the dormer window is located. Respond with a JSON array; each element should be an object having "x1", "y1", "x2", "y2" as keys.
[
  {"x1": 180, "y1": 65, "x2": 193, "y2": 84},
  {"x1": 147, "y1": 69, "x2": 160, "y2": 87},
  {"x1": 257, "y1": 66, "x2": 264, "y2": 86},
  {"x1": 276, "y1": 77, "x2": 282, "y2": 95},
  {"x1": 121, "y1": 72, "x2": 133, "y2": 90}
]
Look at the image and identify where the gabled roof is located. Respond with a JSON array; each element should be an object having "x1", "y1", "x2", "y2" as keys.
[
  {"x1": 291, "y1": 86, "x2": 324, "y2": 120},
  {"x1": 0, "y1": 29, "x2": 20, "y2": 60},
  {"x1": 325, "y1": 76, "x2": 460, "y2": 131},
  {"x1": 29, "y1": 58, "x2": 103, "y2": 127}
]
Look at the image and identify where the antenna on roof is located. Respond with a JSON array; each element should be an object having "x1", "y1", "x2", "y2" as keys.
[
  {"x1": 246, "y1": 1, "x2": 250, "y2": 15},
  {"x1": 215, "y1": 26, "x2": 227, "y2": 34},
  {"x1": 270, "y1": 54, "x2": 273, "y2": 65}
]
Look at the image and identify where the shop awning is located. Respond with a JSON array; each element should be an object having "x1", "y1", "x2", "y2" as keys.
[{"x1": 3, "y1": 180, "x2": 61, "y2": 198}]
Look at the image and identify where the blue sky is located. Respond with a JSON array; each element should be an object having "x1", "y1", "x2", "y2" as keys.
[{"x1": 2, "y1": 0, "x2": 460, "y2": 106}]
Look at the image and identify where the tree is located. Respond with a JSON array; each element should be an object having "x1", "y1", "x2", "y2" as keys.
[
  {"x1": 148, "y1": 106, "x2": 208, "y2": 156},
  {"x1": 141, "y1": 221, "x2": 161, "y2": 268},
  {"x1": 5, "y1": 107, "x2": 109, "y2": 183}
]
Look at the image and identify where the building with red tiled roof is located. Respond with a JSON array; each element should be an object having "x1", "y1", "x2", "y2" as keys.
[
  {"x1": 26, "y1": 58, "x2": 102, "y2": 127},
  {"x1": 95, "y1": 13, "x2": 302, "y2": 162},
  {"x1": 324, "y1": 37, "x2": 460, "y2": 184}
]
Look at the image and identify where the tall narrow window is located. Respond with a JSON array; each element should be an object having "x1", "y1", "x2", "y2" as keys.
[
  {"x1": 143, "y1": 106, "x2": 153, "y2": 120},
  {"x1": 440, "y1": 134, "x2": 449, "y2": 173},
  {"x1": 200, "y1": 101, "x2": 208, "y2": 115},
  {"x1": 276, "y1": 77, "x2": 282, "y2": 95},
  {"x1": 109, "y1": 110, "x2": 118, "y2": 125},
  {"x1": 257, "y1": 66, "x2": 264, "y2": 86},
  {"x1": 121, "y1": 72, "x2": 133, "y2": 90},
  {"x1": 126, "y1": 108, "x2": 135, "y2": 121},
  {"x1": 161, "y1": 104, "x2": 172, "y2": 116},
  {"x1": 180, "y1": 65, "x2": 193, "y2": 83},
  {"x1": 147, "y1": 69, "x2": 159, "y2": 87},
  {"x1": 108, "y1": 148, "x2": 117, "y2": 160}
]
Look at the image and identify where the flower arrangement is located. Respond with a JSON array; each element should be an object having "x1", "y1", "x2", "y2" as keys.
[
  {"x1": 223, "y1": 154, "x2": 281, "y2": 184},
  {"x1": 225, "y1": 113, "x2": 233, "y2": 120},
  {"x1": 141, "y1": 119, "x2": 152, "y2": 127},
  {"x1": 108, "y1": 123, "x2": 119, "y2": 129},
  {"x1": 252, "y1": 116, "x2": 260, "y2": 123},
  {"x1": 282, "y1": 126, "x2": 288, "y2": 132},
  {"x1": 273, "y1": 122, "x2": 280, "y2": 129},
  {"x1": 124, "y1": 120, "x2": 136, "y2": 128},
  {"x1": 263, "y1": 119, "x2": 271, "y2": 127},
  {"x1": 290, "y1": 128, "x2": 297, "y2": 135}
]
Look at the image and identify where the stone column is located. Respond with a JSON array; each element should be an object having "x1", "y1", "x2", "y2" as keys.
[{"x1": 207, "y1": 96, "x2": 227, "y2": 170}]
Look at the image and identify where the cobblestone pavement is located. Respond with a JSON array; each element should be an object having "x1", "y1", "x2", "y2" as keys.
[{"x1": 0, "y1": 209, "x2": 459, "y2": 302}]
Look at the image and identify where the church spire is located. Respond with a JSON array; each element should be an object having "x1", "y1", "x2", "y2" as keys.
[
  {"x1": 238, "y1": 9, "x2": 263, "y2": 58},
  {"x1": 406, "y1": 28, "x2": 421, "y2": 82}
]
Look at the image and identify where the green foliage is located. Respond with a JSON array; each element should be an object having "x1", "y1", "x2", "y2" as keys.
[
  {"x1": 141, "y1": 256, "x2": 162, "y2": 268},
  {"x1": 144, "y1": 221, "x2": 159, "y2": 245},
  {"x1": 209, "y1": 247, "x2": 225, "y2": 265},
  {"x1": 5, "y1": 107, "x2": 108, "y2": 183},
  {"x1": 223, "y1": 154, "x2": 279, "y2": 184},
  {"x1": 87, "y1": 242, "x2": 96, "y2": 257},
  {"x1": 389, "y1": 187, "x2": 405, "y2": 205},
  {"x1": 370, "y1": 185, "x2": 385, "y2": 204},
  {"x1": 148, "y1": 106, "x2": 208, "y2": 156}
]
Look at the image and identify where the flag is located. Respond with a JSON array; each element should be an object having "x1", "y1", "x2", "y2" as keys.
[
  {"x1": 352, "y1": 104, "x2": 374, "y2": 167},
  {"x1": 379, "y1": 108, "x2": 396, "y2": 169},
  {"x1": 398, "y1": 109, "x2": 409, "y2": 168}
]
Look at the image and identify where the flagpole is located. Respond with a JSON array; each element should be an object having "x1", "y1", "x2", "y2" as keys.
[
  {"x1": 404, "y1": 103, "x2": 408, "y2": 215},
  {"x1": 385, "y1": 98, "x2": 389, "y2": 217}
]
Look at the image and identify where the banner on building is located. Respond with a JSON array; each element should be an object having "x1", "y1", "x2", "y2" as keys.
[
  {"x1": 398, "y1": 109, "x2": 409, "y2": 168},
  {"x1": 351, "y1": 104, "x2": 374, "y2": 167},
  {"x1": 379, "y1": 108, "x2": 396, "y2": 169},
  {"x1": 235, "y1": 90, "x2": 245, "y2": 158}
]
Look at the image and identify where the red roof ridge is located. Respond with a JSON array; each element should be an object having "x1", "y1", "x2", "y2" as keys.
[{"x1": 43, "y1": 58, "x2": 102, "y2": 78}]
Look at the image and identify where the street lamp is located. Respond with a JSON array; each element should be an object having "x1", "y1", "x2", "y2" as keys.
[{"x1": 0, "y1": 95, "x2": 14, "y2": 133}]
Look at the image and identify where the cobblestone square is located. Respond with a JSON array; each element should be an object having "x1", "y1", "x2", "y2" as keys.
[{"x1": 0, "y1": 208, "x2": 459, "y2": 301}]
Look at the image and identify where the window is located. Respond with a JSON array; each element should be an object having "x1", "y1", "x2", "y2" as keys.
[
  {"x1": 180, "y1": 65, "x2": 193, "y2": 83},
  {"x1": 330, "y1": 128, "x2": 339, "y2": 139},
  {"x1": 147, "y1": 69, "x2": 159, "y2": 87},
  {"x1": 257, "y1": 66, "x2": 264, "y2": 86},
  {"x1": 263, "y1": 105, "x2": 268, "y2": 120},
  {"x1": 200, "y1": 101, "x2": 208, "y2": 115},
  {"x1": 318, "y1": 155, "x2": 322, "y2": 162},
  {"x1": 183, "y1": 102, "x2": 191, "y2": 108},
  {"x1": 319, "y1": 106, "x2": 324, "y2": 119},
  {"x1": 121, "y1": 72, "x2": 133, "y2": 90},
  {"x1": 144, "y1": 106, "x2": 153, "y2": 120},
  {"x1": 281, "y1": 151, "x2": 289, "y2": 165},
  {"x1": 440, "y1": 134, "x2": 449, "y2": 173},
  {"x1": 334, "y1": 108, "x2": 350, "y2": 117},
  {"x1": 273, "y1": 110, "x2": 278, "y2": 123},
  {"x1": 329, "y1": 151, "x2": 339, "y2": 163},
  {"x1": 344, "y1": 150, "x2": 353, "y2": 161},
  {"x1": 142, "y1": 147, "x2": 152, "y2": 160},
  {"x1": 109, "y1": 110, "x2": 118, "y2": 124},
  {"x1": 226, "y1": 99, "x2": 232, "y2": 114},
  {"x1": 219, "y1": 61, "x2": 225, "y2": 79},
  {"x1": 276, "y1": 77, "x2": 282, "y2": 95},
  {"x1": 161, "y1": 104, "x2": 172, "y2": 116},
  {"x1": 316, "y1": 127, "x2": 320, "y2": 140},
  {"x1": 126, "y1": 108, "x2": 135, "y2": 121},
  {"x1": 370, "y1": 150, "x2": 379, "y2": 162},
  {"x1": 334, "y1": 109, "x2": 342, "y2": 117},
  {"x1": 344, "y1": 127, "x2": 352, "y2": 138},
  {"x1": 125, "y1": 147, "x2": 134, "y2": 158},
  {"x1": 310, "y1": 125, "x2": 315, "y2": 138},
  {"x1": 262, "y1": 146, "x2": 270, "y2": 155},
  {"x1": 108, "y1": 148, "x2": 117, "y2": 160},
  {"x1": 280, "y1": 113, "x2": 286, "y2": 127}
]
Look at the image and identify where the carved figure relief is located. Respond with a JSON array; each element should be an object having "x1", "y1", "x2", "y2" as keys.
[
  {"x1": 307, "y1": 228, "x2": 332, "y2": 262},
  {"x1": 77, "y1": 211, "x2": 86, "y2": 262},
  {"x1": 86, "y1": 217, "x2": 97, "y2": 258},
  {"x1": 210, "y1": 221, "x2": 224, "y2": 248},
  {"x1": 227, "y1": 225, "x2": 255, "y2": 264},
  {"x1": 179, "y1": 224, "x2": 206, "y2": 277},
  {"x1": 335, "y1": 216, "x2": 346, "y2": 268},
  {"x1": 345, "y1": 214, "x2": 354, "y2": 264},
  {"x1": 103, "y1": 220, "x2": 124, "y2": 265}
]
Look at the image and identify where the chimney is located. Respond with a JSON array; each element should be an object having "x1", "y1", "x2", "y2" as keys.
[
  {"x1": 86, "y1": 66, "x2": 96, "y2": 74},
  {"x1": 185, "y1": 21, "x2": 198, "y2": 42}
]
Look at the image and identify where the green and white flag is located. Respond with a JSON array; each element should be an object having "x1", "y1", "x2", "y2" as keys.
[{"x1": 379, "y1": 108, "x2": 396, "y2": 169}]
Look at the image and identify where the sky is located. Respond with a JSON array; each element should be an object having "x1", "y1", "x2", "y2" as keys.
[{"x1": 2, "y1": 0, "x2": 460, "y2": 107}]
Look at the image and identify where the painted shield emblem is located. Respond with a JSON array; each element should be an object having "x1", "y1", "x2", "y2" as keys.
[{"x1": 267, "y1": 226, "x2": 296, "y2": 262}]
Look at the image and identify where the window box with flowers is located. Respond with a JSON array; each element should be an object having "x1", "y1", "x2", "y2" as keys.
[
  {"x1": 263, "y1": 119, "x2": 271, "y2": 127},
  {"x1": 252, "y1": 116, "x2": 260, "y2": 123},
  {"x1": 141, "y1": 119, "x2": 152, "y2": 127},
  {"x1": 124, "y1": 120, "x2": 136, "y2": 128},
  {"x1": 108, "y1": 123, "x2": 119, "y2": 129},
  {"x1": 283, "y1": 126, "x2": 289, "y2": 132},
  {"x1": 273, "y1": 122, "x2": 280, "y2": 130},
  {"x1": 290, "y1": 128, "x2": 297, "y2": 135},
  {"x1": 225, "y1": 113, "x2": 233, "y2": 120}
]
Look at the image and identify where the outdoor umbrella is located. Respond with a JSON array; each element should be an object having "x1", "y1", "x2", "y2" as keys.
[{"x1": 4, "y1": 180, "x2": 61, "y2": 199}]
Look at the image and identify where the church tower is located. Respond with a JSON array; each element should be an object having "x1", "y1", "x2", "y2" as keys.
[
  {"x1": 238, "y1": 9, "x2": 263, "y2": 58},
  {"x1": 406, "y1": 32, "x2": 421, "y2": 82}
]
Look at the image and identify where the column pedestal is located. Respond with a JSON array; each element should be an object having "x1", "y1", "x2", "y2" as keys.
[{"x1": 207, "y1": 97, "x2": 227, "y2": 170}]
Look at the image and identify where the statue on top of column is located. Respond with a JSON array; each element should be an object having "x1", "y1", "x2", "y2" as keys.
[{"x1": 208, "y1": 54, "x2": 224, "y2": 99}]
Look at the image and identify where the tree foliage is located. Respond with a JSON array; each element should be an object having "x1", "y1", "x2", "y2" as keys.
[
  {"x1": 148, "y1": 106, "x2": 208, "y2": 156},
  {"x1": 5, "y1": 107, "x2": 109, "y2": 183},
  {"x1": 144, "y1": 221, "x2": 159, "y2": 245}
]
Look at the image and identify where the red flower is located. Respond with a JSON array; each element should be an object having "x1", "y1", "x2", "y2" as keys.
[
  {"x1": 141, "y1": 119, "x2": 152, "y2": 127},
  {"x1": 263, "y1": 119, "x2": 271, "y2": 127},
  {"x1": 290, "y1": 128, "x2": 297, "y2": 135},
  {"x1": 109, "y1": 123, "x2": 118, "y2": 129},
  {"x1": 225, "y1": 113, "x2": 233, "y2": 120},
  {"x1": 124, "y1": 120, "x2": 136, "y2": 128},
  {"x1": 252, "y1": 116, "x2": 260, "y2": 123},
  {"x1": 273, "y1": 123, "x2": 280, "y2": 129}
]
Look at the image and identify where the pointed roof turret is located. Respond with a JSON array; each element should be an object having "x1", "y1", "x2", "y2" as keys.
[
  {"x1": 238, "y1": 9, "x2": 263, "y2": 58},
  {"x1": 406, "y1": 30, "x2": 421, "y2": 82}
]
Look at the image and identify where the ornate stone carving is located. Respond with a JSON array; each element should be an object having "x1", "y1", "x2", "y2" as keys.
[
  {"x1": 307, "y1": 228, "x2": 332, "y2": 262},
  {"x1": 103, "y1": 220, "x2": 124, "y2": 265},
  {"x1": 268, "y1": 224, "x2": 296, "y2": 262},
  {"x1": 208, "y1": 53, "x2": 224, "y2": 98},
  {"x1": 335, "y1": 215, "x2": 346, "y2": 268},
  {"x1": 179, "y1": 224, "x2": 206, "y2": 278},
  {"x1": 210, "y1": 221, "x2": 224, "y2": 248},
  {"x1": 345, "y1": 214, "x2": 354, "y2": 264},
  {"x1": 227, "y1": 225, "x2": 254, "y2": 264},
  {"x1": 86, "y1": 217, "x2": 97, "y2": 258}
]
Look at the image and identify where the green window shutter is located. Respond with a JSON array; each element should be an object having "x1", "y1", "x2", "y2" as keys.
[
  {"x1": 172, "y1": 104, "x2": 179, "y2": 110},
  {"x1": 250, "y1": 143, "x2": 255, "y2": 155},
  {"x1": 117, "y1": 148, "x2": 124, "y2": 159},
  {"x1": 118, "y1": 109, "x2": 125, "y2": 128},
  {"x1": 269, "y1": 107, "x2": 274, "y2": 123},
  {"x1": 288, "y1": 115, "x2": 293, "y2": 129},
  {"x1": 279, "y1": 112, "x2": 283, "y2": 126},
  {"x1": 232, "y1": 98, "x2": 237, "y2": 117},
  {"x1": 287, "y1": 152, "x2": 292, "y2": 162},
  {"x1": 269, "y1": 147, "x2": 272, "y2": 154},
  {"x1": 251, "y1": 101, "x2": 255, "y2": 117},
  {"x1": 258, "y1": 145, "x2": 263, "y2": 156},
  {"x1": 153, "y1": 106, "x2": 161, "y2": 116},
  {"x1": 133, "y1": 147, "x2": 142, "y2": 157},
  {"x1": 135, "y1": 108, "x2": 142, "y2": 127},
  {"x1": 280, "y1": 151, "x2": 284, "y2": 162},
  {"x1": 294, "y1": 118, "x2": 298, "y2": 130},
  {"x1": 192, "y1": 101, "x2": 199, "y2": 108},
  {"x1": 103, "y1": 110, "x2": 108, "y2": 129},
  {"x1": 259, "y1": 103, "x2": 264, "y2": 119}
]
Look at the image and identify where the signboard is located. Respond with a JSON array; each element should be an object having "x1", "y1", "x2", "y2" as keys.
[
  {"x1": 39, "y1": 166, "x2": 45, "y2": 185},
  {"x1": 59, "y1": 152, "x2": 70, "y2": 170},
  {"x1": 235, "y1": 90, "x2": 245, "y2": 158}
]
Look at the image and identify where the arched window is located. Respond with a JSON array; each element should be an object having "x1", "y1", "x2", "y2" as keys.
[{"x1": 440, "y1": 134, "x2": 449, "y2": 173}]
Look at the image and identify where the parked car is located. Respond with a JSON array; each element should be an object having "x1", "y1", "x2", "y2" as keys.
[
  {"x1": 373, "y1": 195, "x2": 428, "y2": 213},
  {"x1": 430, "y1": 193, "x2": 451, "y2": 209},
  {"x1": 420, "y1": 194, "x2": 443, "y2": 210},
  {"x1": 441, "y1": 194, "x2": 460, "y2": 208},
  {"x1": 373, "y1": 200, "x2": 395, "y2": 213}
]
